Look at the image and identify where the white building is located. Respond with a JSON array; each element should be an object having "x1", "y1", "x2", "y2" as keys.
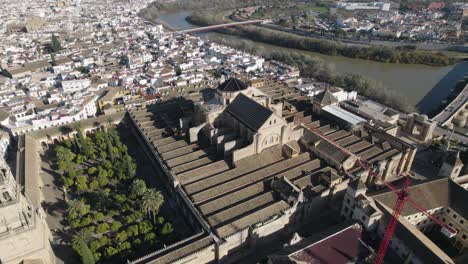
[
  {"x1": 61, "y1": 78, "x2": 91, "y2": 93},
  {"x1": 337, "y1": 2, "x2": 391, "y2": 11}
]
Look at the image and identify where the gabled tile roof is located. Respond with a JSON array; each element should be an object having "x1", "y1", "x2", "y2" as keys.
[
  {"x1": 217, "y1": 77, "x2": 248, "y2": 92},
  {"x1": 315, "y1": 88, "x2": 337, "y2": 106},
  {"x1": 226, "y1": 93, "x2": 273, "y2": 132},
  {"x1": 268, "y1": 223, "x2": 368, "y2": 264},
  {"x1": 370, "y1": 178, "x2": 467, "y2": 218}
]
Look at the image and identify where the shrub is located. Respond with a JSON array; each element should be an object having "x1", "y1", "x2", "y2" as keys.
[
  {"x1": 144, "y1": 232, "x2": 156, "y2": 242},
  {"x1": 156, "y1": 216, "x2": 164, "y2": 225},
  {"x1": 133, "y1": 238, "x2": 142, "y2": 246},
  {"x1": 160, "y1": 222, "x2": 173, "y2": 235},
  {"x1": 104, "y1": 246, "x2": 118, "y2": 257}
]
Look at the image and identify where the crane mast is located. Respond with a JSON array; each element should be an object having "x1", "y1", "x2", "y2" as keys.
[{"x1": 373, "y1": 177, "x2": 410, "y2": 264}]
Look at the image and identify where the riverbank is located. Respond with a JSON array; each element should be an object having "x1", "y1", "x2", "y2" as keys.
[
  {"x1": 187, "y1": 11, "x2": 457, "y2": 67},
  {"x1": 210, "y1": 36, "x2": 416, "y2": 113},
  {"x1": 141, "y1": 10, "x2": 414, "y2": 112},
  {"x1": 140, "y1": 6, "x2": 468, "y2": 114}
]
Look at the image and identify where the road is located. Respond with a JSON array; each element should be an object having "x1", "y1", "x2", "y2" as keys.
[
  {"x1": 434, "y1": 126, "x2": 468, "y2": 144},
  {"x1": 432, "y1": 83, "x2": 468, "y2": 126}
]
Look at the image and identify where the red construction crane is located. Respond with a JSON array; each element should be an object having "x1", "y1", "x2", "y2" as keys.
[
  {"x1": 298, "y1": 119, "x2": 457, "y2": 264},
  {"x1": 368, "y1": 164, "x2": 457, "y2": 264}
]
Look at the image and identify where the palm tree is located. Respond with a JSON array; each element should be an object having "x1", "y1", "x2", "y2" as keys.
[
  {"x1": 131, "y1": 179, "x2": 147, "y2": 197},
  {"x1": 142, "y1": 188, "x2": 164, "y2": 223},
  {"x1": 72, "y1": 229, "x2": 95, "y2": 264}
]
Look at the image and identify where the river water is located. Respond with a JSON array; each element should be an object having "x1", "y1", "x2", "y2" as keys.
[{"x1": 157, "y1": 11, "x2": 468, "y2": 114}]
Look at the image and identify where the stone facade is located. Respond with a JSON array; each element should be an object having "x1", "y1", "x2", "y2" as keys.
[
  {"x1": 127, "y1": 77, "x2": 420, "y2": 264},
  {"x1": 0, "y1": 156, "x2": 55, "y2": 264},
  {"x1": 404, "y1": 113, "x2": 436, "y2": 142}
]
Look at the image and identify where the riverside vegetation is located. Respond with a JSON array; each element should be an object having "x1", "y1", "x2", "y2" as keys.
[
  {"x1": 187, "y1": 11, "x2": 455, "y2": 67},
  {"x1": 210, "y1": 36, "x2": 416, "y2": 113},
  {"x1": 139, "y1": 0, "x2": 457, "y2": 67},
  {"x1": 54, "y1": 124, "x2": 173, "y2": 264}
]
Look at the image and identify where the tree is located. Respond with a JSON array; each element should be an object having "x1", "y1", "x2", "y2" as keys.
[
  {"x1": 160, "y1": 222, "x2": 173, "y2": 235},
  {"x1": 94, "y1": 212, "x2": 104, "y2": 222},
  {"x1": 138, "y1": 220, "x2": 152, "y2": 235},
  {"x1": 76, "y1": 154, "x2": 86, "y2": 164},
  {"x1": 97, "y1": 167, "x2": 109, "y2": 187},
  {"x1": 59, "y1": 125, "x2": 73, "y2": 139},
  {"x1": 124, "y1": 155, "x2": 137, "y2": 178},
  {"x1": 88, "y1": 167, "x2": 97, "y2": 175},
  {"x1": 175, "y1": 65, "x2": 182, "y2": 76},
  {"x1": 144, "y1": 232, "x2": 156, "y2": 242},
  {"x1": 127, "y1": 224, "x2": 139, "y2": 237},
  {"x1": 103, "y1": 132, "x2": 115, "y2": 161},
  {"x1": 142, "y1": 189, "x2": 164, "y2": 222},
  {"x1": 0, "y1": 65, "x2": 12, "y2": 79},
  {"x1": 51, "y1": 33, "x2": 62, "y2": 52},
  {"x1": 111, "y1": 221, "x2": 122, "y2": 232},
  {"x1": 131, "y1": 179, "x2": 147, "y2": 197},
  {"x1": 50, "y1": 53, "x2": 57, "y2": 66},
  {"x1": 104, "y1": 246, "x2": 118, "y2": 257},
  {"x1": 68, "y1": 199, "x2": 90, "y2": 218},
  {"x1": 89, "y1": 179, "x2": 99, "y2": 190},
  {"x1": 115, "y1": 230, "x2": 128, "y2": 243},
  {"x1": 156, "y1": 216, "x2": 165, "y2": 225},
  {"x1": 96, "y1": 222, "x2": 110, "y2": 234},
  {"x1": 55, "y1": 145, "x2": 75, "y2": 163},
  {"x1": 72, "y1": 229, "x2": 95, "y2": 264},
  {"x1": 75, "y1": 175, "x2": 89, "y2": 191}
]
